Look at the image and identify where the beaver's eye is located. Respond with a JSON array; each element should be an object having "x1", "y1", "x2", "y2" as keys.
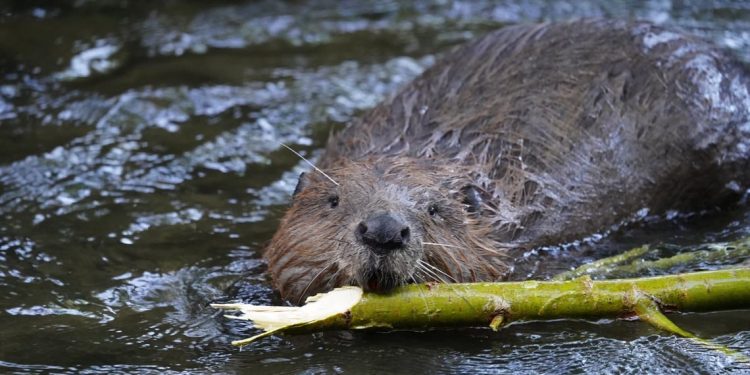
[
  {"x1": 328, "y1": 195, "x2": 339, "y2": 208},
  {"x1": 428, "y1": 203, "x2": 439, "y2": 216}
]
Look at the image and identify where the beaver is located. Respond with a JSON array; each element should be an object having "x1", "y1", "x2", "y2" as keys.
[{"x1": 265, "y1": 20, "x2": 750, "y2": 303}]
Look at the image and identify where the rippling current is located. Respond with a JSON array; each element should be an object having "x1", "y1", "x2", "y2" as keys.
[{"x1": 1, "y1": 1, "x2": 750, "y2": 374}]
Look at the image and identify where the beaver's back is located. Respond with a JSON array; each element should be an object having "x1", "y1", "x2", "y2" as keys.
[{"x1": 322, "y1": 20, "x2": 750, "y2": 250}]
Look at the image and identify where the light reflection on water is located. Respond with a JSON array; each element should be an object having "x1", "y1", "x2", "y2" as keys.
[{"x1": 0, "y1": 1, "x2": 749, "y2": 373}]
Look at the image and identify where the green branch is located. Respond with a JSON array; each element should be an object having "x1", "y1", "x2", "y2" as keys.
[
  {"x1": 213, "y1": 268, "x2": 750, "y2": 348},
  {"x1": 554, "y1": 237, "x2": 750, "y2": 280}
]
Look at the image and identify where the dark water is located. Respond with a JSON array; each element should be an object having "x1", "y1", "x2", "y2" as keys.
[{"x1": 1, "y1": 1, "x2": 750, "y2": 373}]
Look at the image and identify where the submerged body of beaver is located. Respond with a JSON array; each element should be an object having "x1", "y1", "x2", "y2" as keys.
[{"x1": 266, "y1": 20, "x2": 750, "y2": 303}]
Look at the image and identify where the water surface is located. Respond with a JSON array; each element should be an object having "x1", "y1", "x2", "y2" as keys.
[{"x1": 1, "y1": 1, "x2": 749, "y2": 373}]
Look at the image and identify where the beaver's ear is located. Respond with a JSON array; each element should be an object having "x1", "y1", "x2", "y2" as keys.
[
  {"x1": 460, "y1": 184, "x2": 490, "y2": 213},
  {"x1": 292, "y1": 172, "x2": 310, "y2": 197}
]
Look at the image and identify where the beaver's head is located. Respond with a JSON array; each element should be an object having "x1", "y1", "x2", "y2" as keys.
[{"x1": 265, "y1": 157, "x2": 509, "y2": 303}]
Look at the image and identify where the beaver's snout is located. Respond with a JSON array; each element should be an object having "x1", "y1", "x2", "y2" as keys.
[{"x1": 356, "y1": 212, "x2": 410, "y2": 255}]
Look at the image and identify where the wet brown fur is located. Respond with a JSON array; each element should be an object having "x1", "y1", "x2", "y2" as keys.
[{"x1": 266, "y1": 20, "x2": 750, "y2": 303}]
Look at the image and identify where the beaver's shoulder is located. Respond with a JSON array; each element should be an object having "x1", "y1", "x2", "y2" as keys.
[{"x1": 322, "y1": 19, "x2": 749, "y2": 168}]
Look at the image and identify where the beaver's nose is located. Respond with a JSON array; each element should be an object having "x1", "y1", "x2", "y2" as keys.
[{"x1": 357, "y1": 213, "x2": 410, "y2": 255}]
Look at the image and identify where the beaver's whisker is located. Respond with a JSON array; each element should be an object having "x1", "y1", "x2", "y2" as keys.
[
  {"x1": 297, "y1": 262, "x2": 336, "y2": 305},
  {"x1": 428, "y1": 246, "x2": 465, "y2": 281},
  {"x1": 419, "y1": 260, "x2": 479, "y2": 311},
  {"x1": 414, "y1": 262, "x2": 431, "y2": 278},
  {"x1": 409, "y1": 272, "x2": 432, "y2": 311},
  {"x1": 416, "y1": 261, "x2": 448, "y2": 283},
  {"x1": 326, "y1": 267, "x2": 345, "y2": 288},
  {"x1": 426, "y1": 264, "x2": 457, "y2": 282},
  {"x1": 279, "y1": 142, "x2": 339, "y2": 186},
  {"x1": 413, "y1": 267, "x2": 437, "y2": 285},
  {"x1": 422, "y1": 241, "x2": 463, "y2": 249},
  {"x1": 419, "y1": 259, "x2": 457, "y2": 283},
  {"x1": 409, "y1": 272, "x2": 424, "y2": 284}
]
